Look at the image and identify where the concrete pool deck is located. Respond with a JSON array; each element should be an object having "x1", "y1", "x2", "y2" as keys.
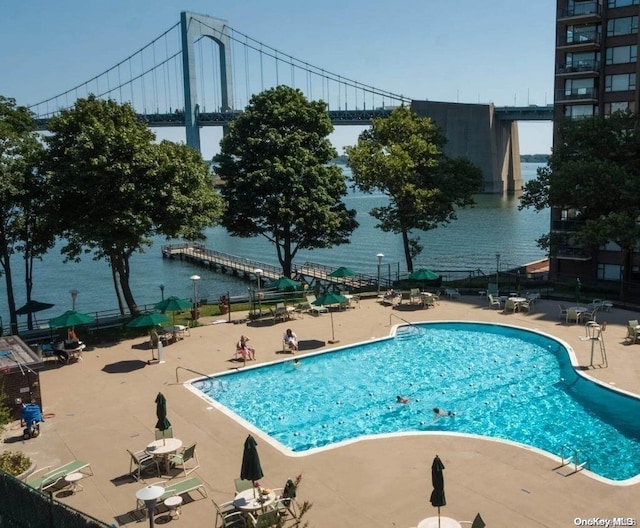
[{"x1": 6, "y1": 294, "x2": 640, "y2": 527}]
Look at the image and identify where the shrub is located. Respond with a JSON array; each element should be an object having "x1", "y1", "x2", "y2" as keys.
[{"x1": 0, "y1": 451, "x2": 32, "y2": 476}]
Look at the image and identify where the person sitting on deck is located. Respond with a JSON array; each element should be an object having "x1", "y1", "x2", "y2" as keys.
[{"x1": 283, "y1": 329, "x2": 298, "y2": 352}]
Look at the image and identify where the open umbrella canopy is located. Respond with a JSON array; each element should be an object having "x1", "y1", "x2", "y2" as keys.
[
  {"x1": 154, "y1": 296, "x2": 192, "y2": 313},
  {"x1": 328, "y1": 266, "x2": 356, "y2": 278},
  {"x1": 265, "y1": 276, "x2": 300, "y2": 291},
  {"x1": 430, "y1": 454, "x2": 446, "y2": 521},
  {"x1": 16, "y1": 300, "x2": 55, "y2": 315},
  {"x1": 240, "y1": 434, "x2": 264, "y2": 484},
  {"x1": 155, "y1": 392, "x2": 171, "y2": 432},
  {"x1": 126, "y1": 312, "x2": 171, "y2": 328},
  {"x1": 409, "y1": 268, "x2": 440, "y2": 281},
  {"x1": 312, "y1": 292, "x2": 348, "y2": 307},
  {"x1": 49, "y1": 310, "x2": 95, "y2": 329}
]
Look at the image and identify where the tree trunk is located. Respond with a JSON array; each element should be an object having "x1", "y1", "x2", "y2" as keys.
[
  {"x1": 401, "y1": 229, "x2": 414, "y2": 273},
  {"x1": 24, "y1": 242, "x2": 34, "y2": 330},
  {"x1": 621, "y1": 246, "x2": 632, "y2": 301},
  {"x1": 0, "y1": 245, "x2": 17, "y2": 335},
  {"x1": 112, "y1": 252, "x2": 139, "y2": 315},
  {"x1": 109, "y1": 261, "x2": 125, "y2": 315}
]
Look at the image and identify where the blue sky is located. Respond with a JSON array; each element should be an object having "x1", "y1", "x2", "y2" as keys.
[{"x1": 0, "y1": 0, "x2": 555, "y2": 156}]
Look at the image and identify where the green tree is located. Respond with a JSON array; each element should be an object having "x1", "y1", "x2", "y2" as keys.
[
  {"x1": 214, "y1": 86, "x2": 357, "y2": 277},
  {"x1": 45, "y1": 96, "x2": 224, "y2": 314},
  {"x1": 0, "y1": 96, "x2": 53, "y2": 334},
  {"x1": 346, "y1": 106, "x2": 483, "y2": 272},
  {"x1": 520, "y1": 112, "x2": 640, "y2": 299}
]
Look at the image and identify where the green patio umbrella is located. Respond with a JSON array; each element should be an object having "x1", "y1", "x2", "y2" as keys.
[
  {"x1": 265, "y1": 276, "x2": 300, "y2": 291},
  {"x1": 409, "y1": 268, "x2": 440, "y2": 281},
  {"x1": 313, "y1": 292, "x2": 348, "y2": 344},
  {"x1": 126, "y1": 312, "x2": 171, "y2": 329},
  {"x1": 328, "y1": 266, "x2": 356, "y2": 278},
  {"x1": 240, "y1": 434, "x2": 264, "y2": 498},
  {"x1": 154, "y1": 296, "x2": 192, "y2": 324},
  {"x1": 155, "y1": 392, "x2": 171, "y2": 444},
  {"x1": 49, "y1": 310, "x2": 95, "y2": 329}
]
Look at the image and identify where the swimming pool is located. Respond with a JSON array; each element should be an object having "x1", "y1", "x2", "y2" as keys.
[{"x1": 189, "y1": 322, "x2": 640, "y2": 483}]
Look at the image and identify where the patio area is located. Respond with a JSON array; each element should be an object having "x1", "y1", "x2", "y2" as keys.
[{"x1": 5, "y1": 293, "x2": 640, "y2": 526}]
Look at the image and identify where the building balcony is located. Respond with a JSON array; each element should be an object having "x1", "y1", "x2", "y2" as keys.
[
  {"x1": 558, "y1": 2, "x2": 602, "y2": 22},
  {"x1": 557, "y1": 60, "x2": 600, "y2": 75},
  {"x1": 557, "y1": 32, "x2": 601, "y2": 50},
  {"x1": 555, "y1": 87, "x2": 598, "y2": 103},
  {"x1": 555, "y1": 246, "x2": 592, "y2": 260},
  {"x1": 552, "y1": 219, "x2": 585, "y2": 232}
]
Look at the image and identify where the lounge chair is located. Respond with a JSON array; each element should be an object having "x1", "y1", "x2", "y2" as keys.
[
  {"x1": 136, "y1": 476, "x2": 208, "y2": 511},
  {"x1": 25, "y1": 460, "x2": 93, "y2": 491},
  {"x1": 169, "y1": 443, "x2": 200, "y2": 477},
  {"x1": 304, "y1": 295, "x2": 328, "y2": 315},
  {"x1": 444, "y1": 288, "x2": 460, "y2": 300}
]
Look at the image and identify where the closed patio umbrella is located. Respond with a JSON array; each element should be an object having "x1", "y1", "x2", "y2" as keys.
[
  {"x1": 240, "y1": 434, "x2": 264, "y2": 498},
  {"x1": 155, "y1": 392, "x2": 171, "y2": 445},
  {"x1": 429, "y1": 454, "x2": 446, "y2": 527},
  {"x1": 312, "y1": 292, "x2": 348, "y2": 344}
]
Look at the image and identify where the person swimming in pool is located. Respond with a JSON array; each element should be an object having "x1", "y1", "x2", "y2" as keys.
[
  {"x1": 433, "y1": 407, "x2": 455, "y2": 418},
  {"x1": 396, "y1": 395, "x2": 409, "y2": 404}
]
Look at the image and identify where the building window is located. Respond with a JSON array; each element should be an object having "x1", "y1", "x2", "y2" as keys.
[
  {"x1": 604, "y1": 101, "x2": 635, "y2": 115},
  {"x1": 606, "y1": 45, "x2": 637, "y2": 65},
  {"x1": 564, "y1": 77, "x2": 595, "y2": 95},
  {"x1": 605, "y1": 73, "x2": 636, "y2": 91},
  {"x1": 608, "y1": 0, "x2": 639, "y2": 7},
  {"x1": 566, "y1": 24, "x2": 600, "y2": 44},
  {"x1": 564, "y1": 104, "x2": 596, "y2": 118},
  {"x1": 607, "y1": 16, "x2": 638, "y2": 36},
  {"x1": 597, "y1": 263, "x2": 622, "y2": 281}
]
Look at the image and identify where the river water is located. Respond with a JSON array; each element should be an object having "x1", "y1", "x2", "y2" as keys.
[{"x1": 0, "y1": 163, "x2": 547, "y2": 323}]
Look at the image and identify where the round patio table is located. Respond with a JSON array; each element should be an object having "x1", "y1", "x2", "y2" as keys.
[{"x1": 417, "y1": 516, "x2": 462, "y2": 528}]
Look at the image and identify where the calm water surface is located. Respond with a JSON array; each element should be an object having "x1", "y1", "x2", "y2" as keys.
[{"x1": 0, "y1": 163, "x2": 547, "y2": 323}]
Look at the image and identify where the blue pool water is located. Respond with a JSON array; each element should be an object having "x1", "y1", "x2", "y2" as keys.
[{"x1": 191, "y1": 322, "x2": 640, "y2": 482}]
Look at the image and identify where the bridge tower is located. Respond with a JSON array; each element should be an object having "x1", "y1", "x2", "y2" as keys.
[
  {"x1": 181, "y1": 11, "x2": 234, "y2": 152},
  {"x1": 411, "y1": 101, "x2": 522, "y2": 195}
]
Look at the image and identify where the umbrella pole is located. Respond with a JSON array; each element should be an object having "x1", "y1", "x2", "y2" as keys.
[
  {"x1": 328, "y1": 311, "x2": 339, "y2": 344},
  {"x1": 438, "y1": 506, "x2": 441, "y2": 528}
]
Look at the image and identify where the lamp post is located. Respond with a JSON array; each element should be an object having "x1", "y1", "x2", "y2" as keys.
[
  {"x1": 135, "y1": 484, "x2": 164, "y2": 528},
  {"x1": 254, "y1": 269, "x2": 263, "y2": 315},
  {"x1": 495, "y1": 253, "x2": 501, "y2": 294},
  {"x1": 69, "y1": 289, "x2": 79, "y2": 311},
  {"x1": 376, "y1": 253, "x2": 384, "y2": 295},
  {"x1": 189, "y1": 275, "x2": 200, "y2": 323},
  {"x1": 159, "y1": 284, "x2": 165, "y2": 301}
]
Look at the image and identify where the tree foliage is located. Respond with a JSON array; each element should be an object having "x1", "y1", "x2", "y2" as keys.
[
  {"x1": 214, "y1": 86, "x2": 357, "y2": 277},
  {"x1": 345, "y1": 106, "x2": 483, "y2": 272},
  {"x1": 45, "y1": 96, "x2": 224, "y2": 314},
  {"x1": 520, "y1": 112, "x2": 640, "y2": 295},
  {"x1": 0, "y1": 96, "x2": 53, "y2": 333}
]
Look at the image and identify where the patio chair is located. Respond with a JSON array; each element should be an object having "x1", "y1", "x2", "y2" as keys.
[
  {"x1": 155, "y1": 427, "x2": 173, "y2": 440},
  {"x1": 409, "y1": 288, "x2": 422, "y2": 305},
  {"x1": 213, "y1": 499, "x2": 245, "y2": 528},
  {"x1": 273, "y1": 478, "x2": 299, "y2": 519},
  {"x1": 246, "y1": 509, "x2": 281, "y2": 528},
  {"x1": 169, "y1": 443, "x2": 200, "y2": 477},
  {"x1": 626, "y1": 320, "x2": 639, "y2": 344},
  {"x1": 460, "y1": 513, "x2": 486, "y2": 528},
  {"x1": 504, "y1": 298, "x2": 517, "y2": 313},
  {"x1": 519, "y1": 299, "x2": 534, "y2": 313},
  {"x1": 128, "y1": 448, "x2": 159, "y2": 481},
  {"x1": 234, "y1": 478, "x2": 254, "y2": 494},
  {"x1": 445, "y1": 288, "x2": 460, "y2": 300},
  {"x1": 581, "y1": 306, "x2": 599, "y2": 323},
  {"x1": 25, "y1": 460, "x2": 93, "y2": 491},
  {"x1": 566, "y1": 308, "x2": 582, "y2": 325},
  {"x1": 558, "y1": 304, "x2": 568, "y2": 320},
  {"x1": 487, "y1": 283, "x2": 499, "y2": 297},
  {"x1": 488, "y1": 294, "x2": 502, "y2": 309}
]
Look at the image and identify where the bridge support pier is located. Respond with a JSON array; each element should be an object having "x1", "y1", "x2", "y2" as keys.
[{"x1": 411, "y1": 101, "x2": 522, "y2": 195}]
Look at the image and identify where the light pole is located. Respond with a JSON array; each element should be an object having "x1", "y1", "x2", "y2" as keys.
[
  {"x1": 69, "y1": 289, "x2": 79, "y2": 311},
  {"x1": 495, "y1": 253, "x2": 501, "y2": 294},
  {"x1": 159, "y1": 284, "x2": 165, "y2": 301},
  {"x1": 254, "y1": 269, "x2": 263, "y2": 315},
  {"x1": 135, "y1": 484, "x2": 164, "y2": 528},
  {"x1": 189, "y1": 275, "x2": 200, "y2": 323},
  {"x1": 376, "y1": 253, "x2": 384, "y2": 295}
]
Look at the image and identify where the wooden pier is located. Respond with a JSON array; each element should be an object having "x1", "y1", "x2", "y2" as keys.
[{"x1": 161, "y1": 243, "x2": 389, "y2": 290}]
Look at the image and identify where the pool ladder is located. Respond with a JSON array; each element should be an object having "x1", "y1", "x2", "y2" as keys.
[{"x1": 555, "y1": 444, "x2": 590, "y2": 475}]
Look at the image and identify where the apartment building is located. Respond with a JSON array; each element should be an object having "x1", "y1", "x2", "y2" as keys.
[{"x1": 552, "y1": 0, "x2": 639, "y2": 283}]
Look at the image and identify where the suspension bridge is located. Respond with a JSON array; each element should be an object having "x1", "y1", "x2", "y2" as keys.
[{"x1": 27, "y1": 11, "x2": 552, "y2": 194}]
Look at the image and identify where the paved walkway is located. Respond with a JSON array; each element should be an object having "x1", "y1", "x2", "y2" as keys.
[{"x1": 5, "y1": 295, "x2": 640, "y2": 527}]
